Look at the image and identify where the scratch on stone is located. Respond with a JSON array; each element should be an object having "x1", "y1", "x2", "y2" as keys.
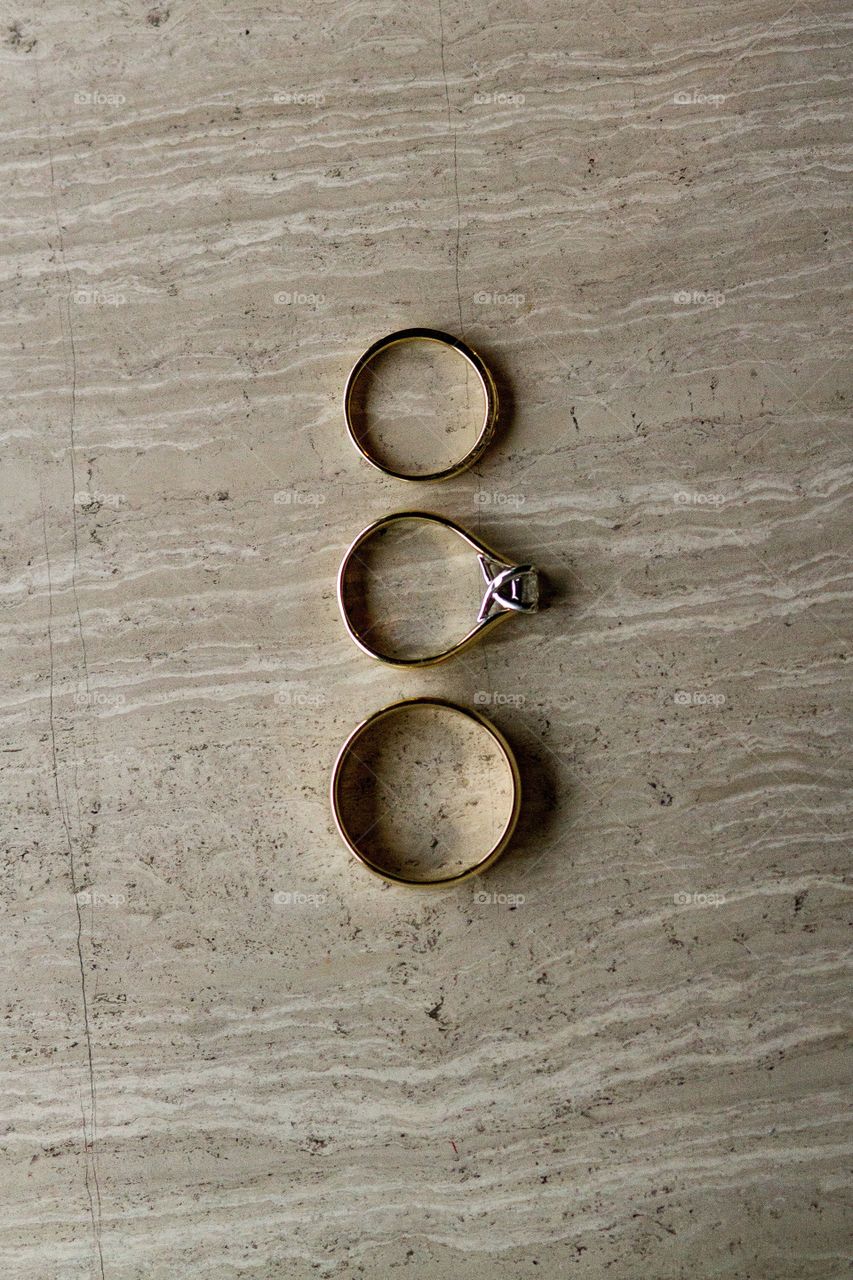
[
  {"x1": 41, "y1": 508, "x2": 105, "y2": 1279},
  {"x1": 437, "y1": 0, "x2": 465, "y2": 340},
  {"x1": 37, "y1": 56, "x2": 91, "y2": 702}
]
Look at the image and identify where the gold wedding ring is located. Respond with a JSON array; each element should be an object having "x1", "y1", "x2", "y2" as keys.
[
  {"x1": 337, "y1": 510, "x2": 540, "y2": 667},
  {"x1": 330, "y1": 696, "x2": 522, "y2": 887},
  {"x1": 343, "y1": 328, "x2": 499, "y2": 481}
]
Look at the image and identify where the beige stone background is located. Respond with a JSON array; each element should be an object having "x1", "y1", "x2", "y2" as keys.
[{"x1": 1, "y1": 1, "x2": 851, "y2": 1277}]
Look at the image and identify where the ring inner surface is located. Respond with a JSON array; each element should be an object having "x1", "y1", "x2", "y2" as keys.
[
  {"x1": 336, "y1": 703, "x2": 515, "y2": 882},
  {"x1": 348, "y1": 339, "x2": 486, "y2": 477},
  {"x1": 343, "y1": 518, "x2": 481, "y2": 662}
]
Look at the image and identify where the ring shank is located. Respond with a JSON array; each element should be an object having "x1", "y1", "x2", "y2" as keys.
[
  {"x1": 330, "y1": 697, "x2": 522, "y2": 887},
  {"x1": 337, "y1": 510, "x2": 517, "y2": 667},
  {"x1": 343, "y1": 328, "x2": 499, "y2": 482}
]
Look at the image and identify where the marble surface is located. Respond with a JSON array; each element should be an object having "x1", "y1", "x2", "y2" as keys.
[{"x1": 1, "y1": 1, "x2": 851, "y2": 1276}]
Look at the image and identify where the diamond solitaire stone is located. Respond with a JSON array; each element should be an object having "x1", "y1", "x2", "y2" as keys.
[{"x1": 477, "y1": 557, "x2": 540, "y2": 623}]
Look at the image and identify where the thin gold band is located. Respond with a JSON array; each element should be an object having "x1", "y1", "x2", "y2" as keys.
[
  {"x1": 330, "y1": 696, "x2": 522, "y2": 887},
  {"x1": 343, "y1": 328, "x2": 499, "y2": 482},
  {"x1": 337, "y1": 510, "x2": 539, "y2": 667}
]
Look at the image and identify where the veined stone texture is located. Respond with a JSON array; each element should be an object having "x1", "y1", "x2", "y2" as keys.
[{"x1": 1, "y1": 2, "x2": 851, "y2": 1278}]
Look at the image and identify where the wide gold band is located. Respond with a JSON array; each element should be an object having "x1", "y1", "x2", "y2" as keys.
[
  {"x1": 342, "y1": 327, "x2": 499, "y2": 482},
  {"x1": 337, "y1": 510, "x2": 539, "y2": 667},
  {"x1": 330, "y1": 696, "x2": 522, "y2": 887}
]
